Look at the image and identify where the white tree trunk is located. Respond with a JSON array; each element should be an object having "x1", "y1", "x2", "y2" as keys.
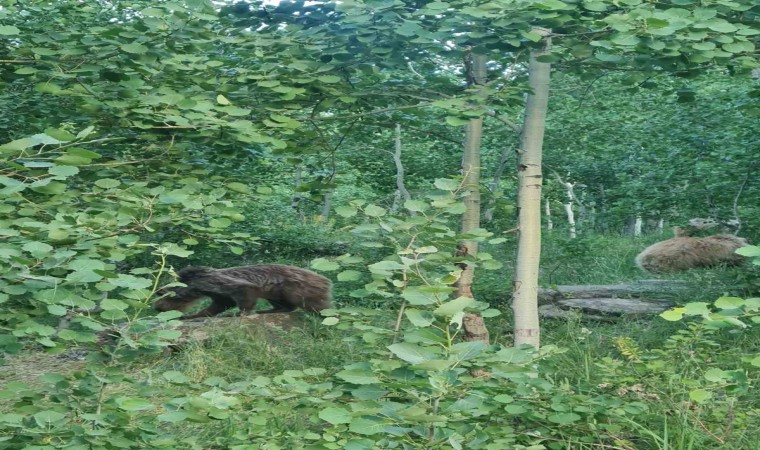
[
  {"x1": 545, "y1": 198, "x2": 553, "y2": 230},
  {"x1": 390, "y1": 123, "x2": 412, "y2": 215},
  {"x1": 512, "y1": 29, "x2": 551, "y2": 350},
  {"x1": 657, "y1": 218, "x2": 664, "y2": 234},
  {"x1": 563, "y1": 182, "x2": 576, "y2": 238},
  {"x1": 634, "y1": 215, "x2": 642, "y2": 237},
  {"x1": 456, "y1": 52, "x2": 490, "y2": 356}
]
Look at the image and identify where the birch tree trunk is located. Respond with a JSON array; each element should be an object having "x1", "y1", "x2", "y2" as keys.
[
  {"x1": 634, "y1": 215, "x2": 642, "y2": 236},
  {"x1": 512, "y1": 29, "x2": 551, "y2": 349},
  {"x1": 390, "y1": 123, "x2": 412, "y2": 214},
  {"x1": 563, "y1": 182, "x2": 576, "y2": 239},
  {"x1": 455, "y1": 52, "x2": 490, "y2": 354},
  {"x1": 545, "y1": 199, "x2": 553, "y2": 230}
]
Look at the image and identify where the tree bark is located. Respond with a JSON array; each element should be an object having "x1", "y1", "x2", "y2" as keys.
[
  {"x1": 512, "y1": 29, "x2": 551, "y2": 349},
  {"x1": 390, "y1": 123, "x2": 412, "y2": 214},
  {"x1": 456, "y1": 52, "x2": 490, "y2": 356},
  {"x1": 545, "y1": 198, "x2": 553, "y2": 230}
]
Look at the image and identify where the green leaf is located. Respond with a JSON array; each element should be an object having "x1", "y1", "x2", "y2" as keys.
[
  {"x1": 95, "y1": 178, "x2": 120, "y2": 188},
  {"x1": 404, "y1": 199, "x2": 428, "y2": 212},
  {"x1": 33, "y1": 410, "x2": 66, "y2": 427},
  {"x1": 226, "y1": 182, "x2": 251, "y2": 194},
  {"x1": 217, "y1": 94, "x2": 230, "y2": 105},
  {"x1": 322, "y1": 317, "x2": 339, "y2": 325},
  {"x1": 433, "y1": 296, "x2": 474, "y2": 317},
  {"x1": 387, "y1": 342, "x2": 437, "y2": 364},
  {"x1": 48, "y1": 165, "x2": 79, "y2": 179},
  {"x1": 336, "y1": 206, "x2": 358, "y2": 217},
  {"x1": 162, "y1": 371, "x2": 190, "y2": 384},
  {"x1": 450, "y1": 341, "x2": 486, "y2": 361},
  {"x1": 30, "y1": 181, "x2": 66, "y2": 194},
  {"x1": 318, "y1": 75, "x2": 341, "y2": 84},
  {"x1": 0, "y1": 26, "x2": 21, "y2": 35},
  {"x1": 434, "y1": 178, "x2": 460, "y2": 191},
  {"x1": 116, "y1": 397, "x2": 154, "y2": 411},
  {"x1": 660, "y1": 308, "x2": 685, "y2": 321},
  {"x1": 714, "y1": 297, "x2": 744, "y2": 310},
  {"x1": 548, "y1": 412, "x2": 581, "y2": 424},
  {"x1": 158, "y1": 411, "x2": 190, "y2": 423},
  {"x1": 121, "y1": 43, "x2": 148, "y2": 54},
  {"x1": 723, "y1": 41, "x2": 754, "y2": 53},
  {"x1": 337, "y1": 270, "x2": 362, "y2": 281},
  {"x1": 736, "y1": 245, "x2": 760, "y2": 257},
  {"x1": 319, "y1": 406, "x2": 352, "y2": 425},
  {"x1": 689, "y1": 389, "x2": 712, "y2": 404},
  {"x1": 405, "y1": 309, "x2": 435, "y2": 327},
  {"x1": 311, "y1": 258, "x2": 340, "y2": 271},
  {"x1": 348, "y1": 417, "x2": 385, "y2": 435},
  {"x1": 22, "y1": 241, "x2": 54, "y2": 257},
  {"x1": 704, "y1": 368, "x2": 727, "y2": 382},
  {"x1": 110, "y1": 274, "x2": 152, "y2": 289},
  {"x1": 364, "y1": 204, "x2": 386, "y2": 217},
  {"x1": 445, "y1": 116, "x2": 470, "y2": 126},
  {"x1": 335, "y1": 367, "x2": 381, "y2": 385}
]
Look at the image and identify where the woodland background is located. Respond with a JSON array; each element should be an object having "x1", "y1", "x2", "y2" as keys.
[{"x1": 0, "y1": 1, "x2": 759, "y2": 449}]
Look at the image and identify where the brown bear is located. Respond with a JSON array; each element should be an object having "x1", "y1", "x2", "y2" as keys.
[{"x1": 154, "y1": 265, "x2": 332, "y2": 319}]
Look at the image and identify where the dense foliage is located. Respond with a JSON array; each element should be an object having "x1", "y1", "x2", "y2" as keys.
[{"x1": 1, "y1": 0, "x2": 758, "y2": 449}]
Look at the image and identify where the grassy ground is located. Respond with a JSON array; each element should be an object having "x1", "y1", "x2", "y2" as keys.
[{"x1": 3, "y1": 232, "x2": 758, "y2": 448}]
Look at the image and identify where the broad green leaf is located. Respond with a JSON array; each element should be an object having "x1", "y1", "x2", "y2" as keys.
[
  {"x1": 0, "y1": 26, "x2": 20, "y2": 35},
  {"x1": 116, "y1": 397, "x2": 154, "y2": 411},
  {"x1": 33, "y1": 410, "x2": 66, "y2": 427},
  {"x1": 110, "y1": 274, "x2": 152, "y2": 289},
  {"x1": 689, "y1": 389, "x2": 712, "y2": 403},
  {"x1": 48, "y1": 165, "x2": 79, "y2": 178},
  {"x1": 548, "y1": 412, "x2": 581, "y2": 424},
  {"x1": 319, "y1": 406, "x2": 352, "y2": 425},
  {"x1": 434, "y1": 178, "x2": 460, "y2": 191},
  {"x1": 405, "y1": 309, "x2": 435, "y2": 327},
  {"x1": 95, "y1": 178, "x2": 120, "y2": 188},
  {"x1": 216, "y1": 94, "x2": 230, "y2": 105},
  {"x1": 318, "y1": 75, "x2": 341, "y2": 83},
  {"x1": 387, "y1": 342, "x2": 437, "y2": 364},
  {"x1": 433, "y1": 296, "x2": 474, "y2": 317},
  {"x1": 450, "y1": 341, "x2": 486, "y2": 361},
  {"x1": 404, "y1": 199, "x2": 428, "y2": 212},
  {"x1": 736, "y1": 245, "x2": 760, "y2": 257},
  {"x1": 714, "y1": 297, "x2": 744, "y2": 310},
  {"x1": 335, "y1": 367, "x2": 380, "y2": 385},
  {"x1": 22, "y1": 241, "x2": 53, "y2": 257},
  {"x1": 322, "y1": 317, "x2": 339, "y2": 325},
  {"x1": 445, "y1": 116, "x2": 470, "y2": 126},
  {"x1": 364, "y1": 204, "x2": 386, "y2": 217},
  {"x1": 121, "y1": 43, "x2": 148, "y2": 54},
  {"x1": 337, "y1": 270, "x2": 362, "y2": 281},
  {"x1": 158, "y1": 411, "x2": 190, "y2": 423},
  {"x1": 226, "y1": 182, "x2": 251, "y2": 194},
  {"x1": 348, "y1": 417, "x2": 385, "y2": 435},
  {"x1": 162, "y1": 371, "x2": 190, "y2": 383},
  {"x1": 336, "y1": 206, "x2": 358, "y2": 217},
  {"x1": 311, "y1": 258, "x2": 340, "y2": 271},
  {"x1": 660, "y1": 308, "x2": 685, "y2": 321}
]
